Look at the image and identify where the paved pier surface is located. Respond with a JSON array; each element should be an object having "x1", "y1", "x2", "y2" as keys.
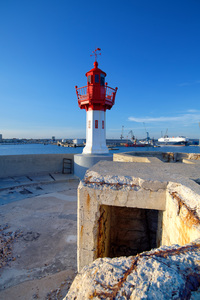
[{"x1": 0, "y1": 173, "x2": 79, "y2": 300}]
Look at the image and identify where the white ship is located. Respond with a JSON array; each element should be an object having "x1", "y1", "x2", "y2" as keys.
[{"x1": 158, "y1": 135, "x2": 189, "y2": 146}]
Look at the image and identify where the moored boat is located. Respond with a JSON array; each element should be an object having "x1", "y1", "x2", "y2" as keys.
[
  {"x1": 125, "y1": 129, "x2": 155, "y2": 147},
  {"x1": 125, "y1": 143, "x2": 148, "y2": 147},
  {"x1": 158, "y1": 136, "x2": 189, "y2": 146}
]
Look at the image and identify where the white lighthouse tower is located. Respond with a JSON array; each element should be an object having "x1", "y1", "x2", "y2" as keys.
[{"x1": 75, "y1": 48, "x2": 118, "y2": 154}]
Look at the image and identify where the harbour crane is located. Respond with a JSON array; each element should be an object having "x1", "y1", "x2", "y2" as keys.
[
  {"x1": 129, "y1": 130, "x2": 135, "y2": 142},
  {"x1": 120, "y1": 126, "x2": 124, "y2": 140},
  {"x1": 143, "y1": 122, "x2": 150, "y2": 142}
]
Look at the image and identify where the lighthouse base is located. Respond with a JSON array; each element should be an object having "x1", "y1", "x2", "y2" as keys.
[
  {"x1": 74, "y1": 153, "x2": 113, "y2": 180},
  {"x1": 82, "y1": 145, "x2": 109, "y2": 154}
]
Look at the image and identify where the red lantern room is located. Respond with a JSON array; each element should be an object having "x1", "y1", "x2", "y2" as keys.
[
  {"x1": 75, "y1": 48, "x2": 118, "y2": 154},
  {"x1": 75, "y1": 50, "x2": 117, "y2": 111}
]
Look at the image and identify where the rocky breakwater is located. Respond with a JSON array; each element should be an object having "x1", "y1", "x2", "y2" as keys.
[{"x1": 64, "y1": 239, "x2": 200, "y2": 299}]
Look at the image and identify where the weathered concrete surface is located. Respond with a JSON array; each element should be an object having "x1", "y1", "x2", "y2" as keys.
[
  {"x1": 86, "y1": 159, "x2": 200, "y2": 192},
  {"x1": 0, "y1": 173, "x2": 77, "y2": 205},
  {"x1": 65, "y1": 239, "x2": 200, "y2": 300},
  {"x1": 0, "y1": 154, "x2": 74, "y2": 178},
  {"x1": 0, "y1": 174, "x2": 79, "y2": 300},
  {"x1": 77, "y1": 160, "x2": 200, "y2": 272}
]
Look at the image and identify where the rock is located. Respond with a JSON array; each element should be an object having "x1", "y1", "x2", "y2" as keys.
[
  {"x1": 0, "y1": 226, "x2": 22, "y2": 268},
  {"x1": 22, "y1": 231, "x2": 40, "y2": 241},
  {"x1": 64, "y1": 239, "x2": 200, "y2": 299}
]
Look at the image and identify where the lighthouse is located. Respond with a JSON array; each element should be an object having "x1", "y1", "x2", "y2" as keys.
[{"x1": 75, "y1": 48, "x2": 118, "y2": 154}]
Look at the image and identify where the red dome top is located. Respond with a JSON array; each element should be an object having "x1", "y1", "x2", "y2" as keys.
[{"x1": 85, "y1": 61, "x2": 106, "y2": 78}]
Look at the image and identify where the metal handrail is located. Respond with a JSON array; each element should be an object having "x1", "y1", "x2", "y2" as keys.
[
  {"x1": 105, "y1": 86, "x2": 116, "y2": 96},
  {"x1": 75, "y1": 85, "x2": 117, "y2": 102},
  {"x1": 75, "y1": 86, "x2": 87, "y2": 100}
]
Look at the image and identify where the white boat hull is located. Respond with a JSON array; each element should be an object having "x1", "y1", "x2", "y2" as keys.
[{"x1": 158, "y1": 136, "x2": 189, "y2": 146}]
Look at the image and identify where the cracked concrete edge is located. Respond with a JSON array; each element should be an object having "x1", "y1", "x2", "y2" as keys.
[
  {"x1": 168, "y1": 181, "x2": 200, "y2": 208},
  {"x1": 82, "y1": 172, "x2": 168, "y2": 192},
  {"x1": 79, "y1": 175, "x2": 200, "y2": 226}
]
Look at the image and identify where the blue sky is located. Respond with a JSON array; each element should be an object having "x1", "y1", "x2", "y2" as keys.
[{"x1": 0, "y1": 0, "x2": 200, "y2": 140}]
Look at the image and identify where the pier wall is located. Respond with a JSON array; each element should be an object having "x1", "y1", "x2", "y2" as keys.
[{"x1": 0, "y1": 154, "x2": 75, "y2": 178}]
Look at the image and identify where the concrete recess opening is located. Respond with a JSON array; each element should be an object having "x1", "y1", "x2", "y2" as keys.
[{"x1": 97, "y1": 205, "x2": 159, "y2": 258}]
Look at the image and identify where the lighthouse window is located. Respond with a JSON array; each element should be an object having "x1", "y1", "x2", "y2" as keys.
[
  {"x1": 100, "y1": 75, "x2": 105, "y2": 86},
  {"x1": 95, "y1": 120, "x2": 98, "y2": 128},
  {"x1": 95, "y1": 74, "x2": 99, "y2": 83},
  {"x1": 102, "y1": 120, "x2": 104, "y2": 129},
  {"x1": 88, "y1": 75, "x2": 91, "y2": 84}
]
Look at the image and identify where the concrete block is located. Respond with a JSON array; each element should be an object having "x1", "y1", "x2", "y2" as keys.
[{"x1": 77, "y1": 158, "x2": 200, "y2": 272}]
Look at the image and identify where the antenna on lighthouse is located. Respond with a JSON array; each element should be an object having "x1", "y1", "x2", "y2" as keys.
[{"x1": 90, "y1": 48, "x2": 101, "y2": 62}]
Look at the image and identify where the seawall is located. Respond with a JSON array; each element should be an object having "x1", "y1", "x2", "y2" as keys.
[{"x1": 0, "y1": 154, "x2": 75, "y2": 178}]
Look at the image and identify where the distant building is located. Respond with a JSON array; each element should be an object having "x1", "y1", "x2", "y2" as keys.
[
  {"x1": 0, "y1": 134, "x2": 2, "y2": 141},
  {"x1": 73, "y1": 139, "x2": 85, "y2": 146},
  {"x1": 52, "y1": 136, "x2": 55, "y2": 141}
]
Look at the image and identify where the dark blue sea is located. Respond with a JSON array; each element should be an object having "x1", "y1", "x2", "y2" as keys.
[{"x1": 0, "y1": 143, "x2": 200, "y2": 155}]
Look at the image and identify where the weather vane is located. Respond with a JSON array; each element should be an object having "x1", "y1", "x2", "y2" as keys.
[{"x1": 90, "y1": 48, "x2": 101, "y2": 62}]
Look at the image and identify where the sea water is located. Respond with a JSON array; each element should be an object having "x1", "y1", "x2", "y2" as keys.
[{"x1": 0, "y1": 143, "x2": 200, "y2": 155}]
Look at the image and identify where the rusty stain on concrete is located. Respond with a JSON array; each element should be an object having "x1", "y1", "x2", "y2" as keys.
[
  {"x1": 86, "y1": 194, "x2": 90, "y2": 211},
  {"x1": 170, "y1": 191, "x2": 200, "y2": 226}
]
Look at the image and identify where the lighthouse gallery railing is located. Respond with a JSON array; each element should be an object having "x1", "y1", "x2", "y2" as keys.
[{"x1": 75, "y1": 85, "x2": 117, "y2": 105}]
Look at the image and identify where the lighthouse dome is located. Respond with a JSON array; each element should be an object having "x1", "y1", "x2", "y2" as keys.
[{"x1": 85, "y1": 61, "x2": 107, "y2": 87}]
